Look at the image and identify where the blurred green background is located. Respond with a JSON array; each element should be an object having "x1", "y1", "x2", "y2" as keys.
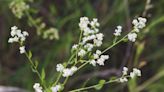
[{"x1": 0, "y1": 0, "x2": 164, "y2": 92}]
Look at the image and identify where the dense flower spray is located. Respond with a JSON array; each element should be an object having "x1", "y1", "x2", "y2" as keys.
[{"x1": 8, "y1": 16, "x2": 146, "y2": 92}]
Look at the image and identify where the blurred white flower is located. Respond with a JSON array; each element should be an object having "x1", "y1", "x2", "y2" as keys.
[
  {"x1": 56, "y1": 64, "x2": 64, "y2": 72},
  {"x1": 114, "y1": 26, "x2": 122, "y2": 36},
  {"x1": 119, "y1": 77, "x2": 128, "y2": 83},
  {"x1": 51, "y1": 85, "x2": 61, "y2": 92},
  {"x1": 19, "y1": 46, "x2": 25, "y2": 54},
  {"x1": 122, "y1": 67, "x2": 128, "y2": 75},
  {"x1": 132, "y1": 17, "x2": 147, "y2": 30},
  {"x1": 33, "y1": 83, "x2": 43, "y2": 92},
  {"x1": 130, "y1": 68, "x2": 141, "y2": 78},
  {"x1": 78, "y1": 49, "x2": 86, "y2": 57},
  {"x1": 128, "y1": 33, "x2": 137, "y2": 42}
]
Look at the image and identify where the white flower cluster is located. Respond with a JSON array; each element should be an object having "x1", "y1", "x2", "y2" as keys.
[
  {"x1": 119, "y1": 67, "x2": 141, "y2": 83},
  {"x1": 43, "y1": 28, "x2": 59, "y2": 40},
  {"x1": 114, "y1": 26, "x2": 122, "y2": 36},
  {"x1": 33, "y1": 83, "x2": 43, "y2": 92},
  {"x1": 51, "y1": 85, "x2": 62, "y2": 92},
  {"x1": 90, "y1": 50, "x2": 109, "y2": 66},
  {"x1": 10, "y1": 1, "x2": 29, "y2": 19},
  {"x1": 128, "y1": 17, "x2": 147, "y2": 42},
  {"x1": 56, "y1": 64, "x2": 78, "y2": 77},
  {"x1": 72, "y1": 17, "x2": 109, "y2": 66},
  {"x1": 76, "y1": 17, "x2": 104, "y2": 57},
  {"x1": 8, "y1": 26, "x2": 29, "y2": 54}
]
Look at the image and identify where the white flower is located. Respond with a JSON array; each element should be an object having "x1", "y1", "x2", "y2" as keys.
[
  {"x1": 101, "y1": 55, "x2": 109, "y2": 60},
  {"x1": 62, "y1": 66, "x2": 77, "y2": 77},
  {"x1": 97, "y1": 58, "x2": 105, "y2": 65},
  {"x1": 72, "y1": 44, "x2": 78, "y2": 50},
  {"x1": 93, "y1": 53, "x2": 99, "y2": 59},
  {"x1": 90, "y1": 18, "x2": 100, "y2": 27},
  {"x1": 79, "y1": 17, "x2": 89, "y2": 30},
  {"x1": 96, "y1": 33, "x2": 104, "y2": 41},
  {"x1": 62, "y1": 68, "x2": 73, "y2": 77},
  {"x1": 78, "y1": 49, "x2": 86, "y2": 57},
  {"x1": 22, "y1": 31, "x2": 29, "y2": 36},
  {"x1": 84, "y1": 43, "x2": 94, "y2": 51},
  {"x1": 114, "y1": 26, "x2": 122, "y2": 36},
  {"x1": 8, "y1": 36, "x2": 19, "y2": 43},
  {"x1": 96, "y1": 50, "x2": 101, "y2": 55},
  {"x1": 71, "y1": 66, "x2": 78, "y2": 72},
  {"x1": 33, "y1": 83, "x2": 43, "y2": 92},
  {"x1": 90, "y1": 60, "x2": 96, "y2": 66},
  {"x1": 94, "y1": 39, "x2": 102, "y2": 47},
  {"x1": 132, "y1": 17, "x2": 147, "y2": 30},
  {"x1": 130, "y1": 72, "x2": 135, "y2": 79},
  {"x1": 133, "y1": 68, "x2": 141, "y2": 76},
  {"x1": 51, "y1": 85, "x2": 61, "y2": 92},
  {"x1": 130, "y1": 68, "x2": 141, "y2": 78},
  {"x1": 56, "y1": 64, "x2": 64, "y2": 72},
  {"x1": 122, "y1": 67, "x2": 128, "y2": 75},
  {"x1": 96, "y1": 55, "x2": 109, "y2": 66},
  {"x1": 8, "y1": 26, "x2": 29, "y2": 43},
  {"x1": 11, "y1": 26, "x2": 18, "y2": 31},
  {"x1": 128, "y1": 33, "x2": 137, "y2": 42},
  {"x1": 119, "y1": 77, "x2": 128, "y2": 83},
  {"x1": 19, "y1": 46, "x2": 25, "y2": 54}
]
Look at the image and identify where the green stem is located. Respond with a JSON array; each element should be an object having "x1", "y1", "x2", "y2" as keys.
[
  {"x1": 101, "y1": 34, "x2": 128, "y2": 54},
  {"x1": 24, "y1": 52, "x2": 47, "y2": 89},
  {"x1": 52, "y1": 72, "x2": 62, "y2": 86},
  {"x1": 69, "y1": 79, "x2": 119, "y2": 92}
]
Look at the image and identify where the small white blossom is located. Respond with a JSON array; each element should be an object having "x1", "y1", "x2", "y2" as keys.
[
  {"x1": 71, "y1": 66, "x2": 78, "y2": 72},
  {"x1": 119, "y1": 77, "x2": 128, "y2": 83},
  {"x1": 97, "y1": 58, "x2": 105, "y2": 66},
  {"x1": 90, "y1": 60, "x2": 96, "y2": 66},
  {"x1": 79, "y1": 17, "x2": 89, "y2": 31},
  {"x1": 93, "y1": 53, "x2": 99, "y2": 59},
  {"x1": 84, "y1": 43, "x2": 94, "y2": 51},
  {"x1": 132, "y1": 17, "x2": 147, "y2": 30},
  {"x1": 19, "y1": 46, "x2": 25, "y2": 54},
  {"x1": 96, "y1": 33, "x2": 104, "y2": 41},
  {"x1": 72, "y1": 44, "x2": 78, "y2": 50},
  {"x1": 22, "y1": 31, "x2": 29, "y2": 36},
  {"x1": 33, "y1": 83, "x2": 43, "y2": 92},
  {"x1": 8, "y1": 26, "x2": 29, "y2": 43},
  {"x1": 133, "y1": 68, "x2": 141, "y2": 76},
  {"x1": 62, "y1": 68, "x2": 73, "y2": 77},
  {"x1": 130, "y1": 72, "x2": 135, "y2": 79},
  {"x1": 130, "y1": 68, "x2": 141, "y2": 78},
  {"x1": 94, "y1": 39, "x2": 103, "y2": 47},
  {"x1": 90, "y1": 18, "x2": 100, "y2": 27},
  {"x1": 114, "y1": 26, "x2": 122, "y2": 36},
  {"x1": 56, "y1": 64, "x2": 64, "y2": 72},
  {"x1": 78, "y1": 49, "x2": 86, "y2": 57},
  {"x1": 96, "y1": 50, "x2": 101, "y2": 55},
  {"x1": 51, "y1": 85, "x2": 61, "y2": 92},
  {"x1": 96, "y1": 55, "x2": 109, "y2": 66},
  {"x1": 128, "y1": 33, "x2": 137, "y2": 42},
  {"x1": 122, "y1": 67, "x2": 128, "y2": 75}
]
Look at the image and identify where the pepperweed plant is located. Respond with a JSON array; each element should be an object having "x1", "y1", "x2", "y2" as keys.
[{"x1": 8, "y1": 16, "x2": 146, "y2": 92}]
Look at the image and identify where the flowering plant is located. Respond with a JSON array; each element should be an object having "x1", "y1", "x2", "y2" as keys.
[{"x1": 8, "y1": 16, "x2": 146, "y2": 92}]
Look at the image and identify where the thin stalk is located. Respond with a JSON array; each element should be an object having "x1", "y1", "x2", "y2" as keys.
[
  {"x1": 69, "y1": 79, "x2": 119, "y2": 92},
  {"x1": 24, "y1": 52, "x2": 47, "y2": 89},
  {"x1": 102, "y1": 34, "x2": 128, "y2": 54}
]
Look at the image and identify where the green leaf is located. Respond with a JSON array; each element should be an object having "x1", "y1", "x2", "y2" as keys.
[
  {"x1": 34, "y1": 60, "x2": 39, "y2": 68},
  {"x1": 94, "y1": 80, "x2": 106, "y2": 90},
  {"x1": 41, "y1": 69, "x2": 46, "y2": 81},
  {"x1": 28, "y1": 51, "x2": 32, "y2": 59}
]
